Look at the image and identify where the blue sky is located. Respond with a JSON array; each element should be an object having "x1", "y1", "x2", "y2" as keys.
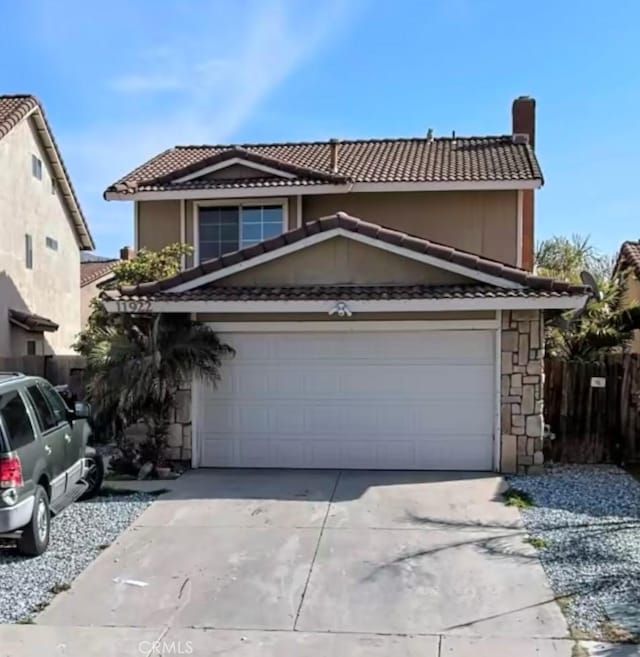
[{"x1": 2, "y1": 0, "x2": 638, "y2": 258}]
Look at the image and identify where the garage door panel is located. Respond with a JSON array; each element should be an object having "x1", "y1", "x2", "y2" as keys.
[{"x1": 198, "y1": 329, "x2": 496, "y2": 471}]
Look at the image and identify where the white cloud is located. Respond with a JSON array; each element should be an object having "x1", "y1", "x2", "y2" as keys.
[{"x1": 48, "y1": 0, "x2": 358, "y2": 254}]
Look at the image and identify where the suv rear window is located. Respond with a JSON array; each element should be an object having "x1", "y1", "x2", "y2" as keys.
[
  {"x1": 0, "y1": 391, "x2": 36, "y2": 450},
  {"x1": 26, "y1": 385, "x2": 58, "y2": 432}
]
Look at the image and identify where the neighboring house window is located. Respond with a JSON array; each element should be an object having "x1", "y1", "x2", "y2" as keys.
[
  {"x1": 46, "y1": 236, "x2": 58, "y2": 251},
  {"x1": 51, "y1": 176, "x2": 56, "y2": 195},
  {"x1": 0, "y1": 391, "x2": 36, "y2": 449},
  {"x1": 25, "y1": 234, "x2": 33, "y2": 269},
  {"x1": 26, "y1": 340, "x2": 37, "y2": 356},
  {"x1": 198, "y1": 204, "x2": 284, "y2": 262},
  {"x1": 31, "y1": 154, "x2": 42, "y2": 180}
]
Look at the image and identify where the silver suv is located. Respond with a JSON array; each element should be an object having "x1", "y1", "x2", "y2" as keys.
[{"x1": 0, "y1": 373, "x2": 103, "y2": 556}]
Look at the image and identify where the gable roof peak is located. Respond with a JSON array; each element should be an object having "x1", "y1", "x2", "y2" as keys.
[{"x1": 0, "y1": 93, "x2": 94, "y2": 250}]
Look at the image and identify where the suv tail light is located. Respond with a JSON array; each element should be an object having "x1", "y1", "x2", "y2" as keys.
[{"x1": 0, "y1": 455, "x2": 23, "y2": 488}]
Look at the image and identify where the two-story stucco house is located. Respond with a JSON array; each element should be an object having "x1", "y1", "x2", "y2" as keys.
[
  {"x1": 0, "y1": 95, "x2": 94, "y2": 358},
  {"x1": 103, "y1": 97, "x2": 589, "y2": 474}
]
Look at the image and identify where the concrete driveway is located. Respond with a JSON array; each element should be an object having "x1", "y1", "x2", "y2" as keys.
[{"x1": 13, "y1": 470, "x2": 575, "y2": 655}]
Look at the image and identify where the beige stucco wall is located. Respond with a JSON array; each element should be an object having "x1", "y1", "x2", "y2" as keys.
[
  {"x1": 623, "y1": 275, "x2": 640, "y2": 353},
  {"x1": 80, "y1": 273, "x2": 115, "y2": 327},
  {"x1": 137, "y1": 189, "x2": 517, "y2": 267},
  {"x1": 303, "y1": 190, "x2": 518, "y2": 265},
  {"x1": 196, "y1": 311, "x2": 497, "y2": 322},
  {"x1": 219, "y1": 237, "x2": 471, "y2": 287},
  {"x1": 0, "y1": 118, "x2": 82, "y2": 356},
  {"x1": 137, "y1": 200, "x2": 181, "y2": 252}
]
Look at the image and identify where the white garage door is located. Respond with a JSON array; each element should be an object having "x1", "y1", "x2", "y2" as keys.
[{"x1": 196, "y1": 329, "x2": 496, "y2": 470}]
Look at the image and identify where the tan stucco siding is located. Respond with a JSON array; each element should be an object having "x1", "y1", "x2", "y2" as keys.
[
  {"x1": 137, "y1": 189, "x2": 518, "y2": 270},
  {"x1": 137, "y1": 200, "x2": 181, "y2": 252},
  {"x1": 218, "y1": 237, "x2": 472, "y2": 287},
  {"x1": 206, "y1": 164, "x2": 276, "y2": 180},
  {"x1": 624, "y1": 275, "x2": 640, "y2": 353},
  {"x1": 0, "y1": 118, "x2": 81, "y2": 355},
  {"x1": 80, "y1": 273, "x2": 114, "y2": 327},
  {"x1": 303, "y1": 190, "x2": 518, "y2": 265},
  {"x1": 196, "y1": 311, "x2": 497, "y2": 322}
]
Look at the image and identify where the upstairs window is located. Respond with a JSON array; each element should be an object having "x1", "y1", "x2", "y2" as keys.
[
  {"x1": 51, "y1": 177, "x2": 56, "y2": 195},
  {"x1": 25, "y1": 234, "x2": 33, "y2": 269},
  {"x1": 45, "y1": 236, "x2": 58, "y2": 251},
  {"x1": 198, "y1": 203, "x2": 284, "y2": 263},
  {"x1": 31, "y1": 154, "x2": 42, "y2": 180}
]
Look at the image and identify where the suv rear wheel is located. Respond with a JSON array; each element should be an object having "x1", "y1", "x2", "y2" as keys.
[{"x1": 17, "y1": 485, "x2": 50, "y2": 556}]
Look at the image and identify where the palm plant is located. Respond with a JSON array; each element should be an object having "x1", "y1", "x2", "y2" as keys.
[
  {"x1": 536, "y1": 235, "x2": 640, "y2": 361},
  {"x1": 546, "y1": 273, "x2": 640, "y2": 360},
  {"x1": 85, "y1": 314, "x2": 234, "y2": 465}
]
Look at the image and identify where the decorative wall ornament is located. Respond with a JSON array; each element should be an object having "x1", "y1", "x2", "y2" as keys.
[{"x1": 328, "y1": 301, "x2": 353, "y2": 318}]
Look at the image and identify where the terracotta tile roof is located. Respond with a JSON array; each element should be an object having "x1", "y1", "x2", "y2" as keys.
[
  {"x1": 0, "y1": 94, "x2": 94, "y2": 250},
  {"x1": 115, "y1": 284, "x2": 578, "y2": 303},
  {"x1": 115, "y1": 213, "x2": 589, "y2": 299},
  {"x1": 80, "y1": 260, "x2": 118, "y2": 287},
  {"x1": 8, "y1": 309, "x2": 58, "y2": 332},
  {"x1": 615, "y1": 241, "x2": 640, "y2": 279},
  {"x1": 105, "y1": 136, "x2": 543, "y2": 195}
]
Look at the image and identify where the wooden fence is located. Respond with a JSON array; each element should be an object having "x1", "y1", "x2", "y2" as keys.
[
  {"x1": 544, "y1": 355, "x2": 640, "y2": 464},
  {"x1": 0, "y1": 355, "x2": 85, "y2": 387}
]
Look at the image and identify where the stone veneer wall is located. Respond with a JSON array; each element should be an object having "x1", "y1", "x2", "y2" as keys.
[
  {"x1": 500, "y1": 309, "x2": 545, "y2": 473},
  {"x1": 164, "y1": 384, "x2": 192, "y2": 462},
  {"x1": 124, "y1": 382, "x2": 192, "y2": 463}
]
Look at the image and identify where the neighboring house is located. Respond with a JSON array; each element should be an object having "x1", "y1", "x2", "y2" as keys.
[
  {"x1": 79, "y1": 248, "x2": 133, "y2": 326},
  {"x1": 614, "y1": 240, "x2": 640, "y2": 352},
  {"x1": 0, "y1": 94, "x2": 94, "y2": 358},
  {"x1": 103, "y1": 96, "x2": 589, "y2": 474}
]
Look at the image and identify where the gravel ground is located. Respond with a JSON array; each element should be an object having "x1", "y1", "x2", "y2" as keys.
[
  {"x1": 508, "y1": 465, "x2": 640, "y2": 641},
  {"x1": 0, "y1": 492, "x2": 152, "y2": 623}
]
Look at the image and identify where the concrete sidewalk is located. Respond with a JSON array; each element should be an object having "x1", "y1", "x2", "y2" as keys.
[{"x1": 0, "y1": 625, "x2": 634, "y2": 657}]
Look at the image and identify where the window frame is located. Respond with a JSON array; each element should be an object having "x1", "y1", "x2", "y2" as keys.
[
  {"x1": 194, "y1": 198, "x2": 288, "y2": 264},
  {"x1": 25, "y1": 233, "x2": 33, "y2": 269},
  {"x1": 0, "y1": 390, "x2": 38, "y2": 450},
  {"x1": 31, "y1": 154, "x2": 43, "y2": 180},
  {"x1": 25, "y1": 385, "x2": 60, "y2": 435}
]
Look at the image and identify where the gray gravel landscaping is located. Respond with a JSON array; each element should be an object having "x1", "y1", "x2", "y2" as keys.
[
  {"x1": 0, "y1": 491, "x2": 152, "y2": 623},
  {"x1": 508, "y1": 465, "x2": 640, "y2": 642}
]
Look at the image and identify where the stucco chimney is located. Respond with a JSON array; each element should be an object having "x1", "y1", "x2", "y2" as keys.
[
  {"x1": 119, "y1": 246, "x2": 135, "y2": 261},
  {"x1": 329, "y1": 138, "x2": 340, "y2": 173},
  {"x1": 512, "y1": 96, "x2": 536, "y2": 149}
]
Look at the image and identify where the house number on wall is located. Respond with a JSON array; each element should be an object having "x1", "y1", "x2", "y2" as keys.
[
  {"x1": 590, "y1": 377, "x2": 606, "y2": 388},
  {"x1": 114, "y1": 300, "x2": 152, "y2": 313}
]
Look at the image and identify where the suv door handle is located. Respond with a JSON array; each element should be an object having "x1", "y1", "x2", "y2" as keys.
[{"x1": 44, "y1": 445, "x2": 52, "y2": 455}]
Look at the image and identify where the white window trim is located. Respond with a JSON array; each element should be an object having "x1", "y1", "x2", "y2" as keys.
[
  {"x1": 179, "y1": 199, "x2": 186, "y2": 269},
  {"x1": 193, "y1": 198, "x2": 288, "y2": 265},
  {"x1": 494, "y1": 310, "x2": 502, "y2": 470},
  {"x1": 516, "y1": 191, "x2": 524, "y2": 268},
  {"x1": 104, "y1": 294, "x2": 587, "y2": 314},
  {"x1": 174, "y1": 157, "x2": 297, "y2": 184},
  {"x1": 173, "y1": 226, "x2": 523, "y2": 292},
  {"x1": 133, "y1": 201, "x2": 139, "y2": 251},
  {"x1": 106, "y1": 179, "x2": 542, "y2": 201}
]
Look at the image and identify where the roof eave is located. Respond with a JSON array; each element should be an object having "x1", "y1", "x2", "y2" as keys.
[
  {"x1": 104, "y1": 178, "x2": 542, "y2": 201},
  {"x1": 30, "y1": 109, "x2": 95, "y2": 250}
]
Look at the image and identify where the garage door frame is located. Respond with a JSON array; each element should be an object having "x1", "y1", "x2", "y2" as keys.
[{"x1": 191, "y1": 316, "x2": 502, "y2": 471}]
